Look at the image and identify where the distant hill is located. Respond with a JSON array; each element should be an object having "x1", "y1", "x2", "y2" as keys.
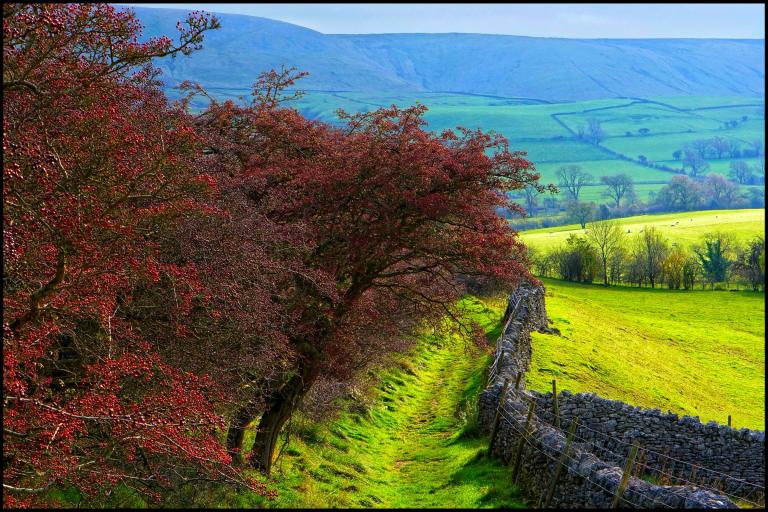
[{"x1": 125, "y1": 6, "x2": 765, "y2": 101}]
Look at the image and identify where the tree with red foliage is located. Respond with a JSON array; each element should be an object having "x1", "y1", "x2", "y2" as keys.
[
  {"x1": 184, "y1": 71, "x2": 544, "y2": 474},
  {"x1": 3, "y1": 3, "x2": 269, "y2": 506}
]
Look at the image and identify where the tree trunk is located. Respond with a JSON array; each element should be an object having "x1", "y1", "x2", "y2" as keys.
[
  {"x1": 248, "y1": 359, "x2": 320, "y2": 475},
  {"x1": 226, "y1": 405, "x2": 256, "y2": 464}
]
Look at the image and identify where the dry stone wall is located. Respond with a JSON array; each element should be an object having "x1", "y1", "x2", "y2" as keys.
[{"x1": 478, "y1": 281, "x2": 765, "y2": 509}]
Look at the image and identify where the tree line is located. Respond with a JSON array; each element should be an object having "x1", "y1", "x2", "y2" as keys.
[
  {"x1": 3, "y1": 4, "x2": 542, "y2": 507},
  {"x1": 530, "y1": 221, "x2": 765, "y2": 291},
  {"x1": 514, "y1": 165, "x2": 764, "y2": 231}
]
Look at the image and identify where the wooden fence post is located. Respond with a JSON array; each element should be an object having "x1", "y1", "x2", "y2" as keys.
[
  {"x1": 728, "y1": 415, "x2": 732, "y2": 427},
  {"x1": 689, "y1": 464, "x2": 698, "y2": 484},
  {"x1": 658, "y1": 447, "x2": 670, "y2": 484},
  {"x1": 495, "y1": 351, "x2": 505, "y2": 377},
  {"x1": 552, "y1": 379, "x2": 560, "y2": 429},
  {"x1": 611, "y1": 441, "x2": 639, "y2": 508},
  {"x1": 633, "y1": 448, "x2": 645, "y2": 479},
  {"x1": 488, "y1": 378, "x2": 511, "y2": 454},
  {"x1": 543, "y1": 417, "x2": 579, "y2": 508},
  {"x1": 515, "y1": 371, "x2": 523, "y2": 390},
  {"x1": 511, "y1": 400, "x2": 537, "y2": 484}
]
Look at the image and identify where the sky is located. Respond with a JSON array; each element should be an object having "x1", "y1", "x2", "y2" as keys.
[{"x1": 119, "y1": 3, "x2": 765, "y2": 39}]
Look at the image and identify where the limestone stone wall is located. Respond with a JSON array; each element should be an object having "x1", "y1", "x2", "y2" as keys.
[{"x1": 477, "y1": 280, "x2": 764, "y2": 509}]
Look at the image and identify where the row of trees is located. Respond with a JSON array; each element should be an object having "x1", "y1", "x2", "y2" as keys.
[
  {"x1": 673, "y1": 137, "x2": 763, "y2": 162},
  {"x1": 3, "y1": 4, "x2": 541, "y2": 507},
  {"x1": 516, "y1": 167, "x2": 763, "y2": 232},
  {"x1": 673, "y1": 138, "x2": 765, "y2": 181},
  {"x1": 531, "y1": 222, "x2": 765, "y2": 291}
]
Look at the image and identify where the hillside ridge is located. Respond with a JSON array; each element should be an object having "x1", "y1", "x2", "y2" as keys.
[{"x1": 122, "y1": 6, "x2": 765, "y2": 101}]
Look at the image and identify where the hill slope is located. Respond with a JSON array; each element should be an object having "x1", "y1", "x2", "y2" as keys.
[{"x1": 125, "y1": 6, "x2": 765, "y2": 101}]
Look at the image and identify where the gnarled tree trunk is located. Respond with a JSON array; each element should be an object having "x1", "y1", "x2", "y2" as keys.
[{"x1": 248, "y1": 357, "x2": 320, "y2": 475}]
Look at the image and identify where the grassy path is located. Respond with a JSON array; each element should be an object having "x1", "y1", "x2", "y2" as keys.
[{"x1": 218, "y1": 297, "x2": 526, "y2": 508}]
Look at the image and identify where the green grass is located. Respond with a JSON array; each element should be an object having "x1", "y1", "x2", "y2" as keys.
[
  {"x1": 520, "y1": 209, "x2": 766, "y2": 252},
  {"x1": 289, "y1": 92, "x2": 764, "y2": 193},
  {"x1": 534, "y1": 159, "x2": 673, "y2": 184},
  {"x1": 209, "y1": 295, "x2": 526, "y2": 508},
  {"x1": 528, "y1": 278, "x2": 765, "y2": 430}
]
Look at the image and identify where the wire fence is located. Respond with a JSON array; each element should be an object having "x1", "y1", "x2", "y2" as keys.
[
  {"x1": 487, "y1": 389, "x2": 765, "y2": 508},
  {"x1": 496, "y1": 406, "x2": 676, "y2": 509}
]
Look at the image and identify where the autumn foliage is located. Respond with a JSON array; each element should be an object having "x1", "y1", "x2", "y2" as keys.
[{"x1": 3, "y1": 3, "x2": 541, "y2": 507}]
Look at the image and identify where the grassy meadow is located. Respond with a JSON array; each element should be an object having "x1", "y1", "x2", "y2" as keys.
[
  {"x1": 528, "y1": 278, "x2": 765, "y2": 431},
  {"x1": 520, "y1": 208, "x2": 765, "y2": 252}
]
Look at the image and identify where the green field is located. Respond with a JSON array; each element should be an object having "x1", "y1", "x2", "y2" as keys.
[
  {"x1": 201, "y1": 296, "x2": 525, "y2": 509},
  {"x1": 528, "y1": 278, "x2": 765, "y2": 431},
  {"x1": 191, "y1": 90, "x2": 764, "y2": 208},
  {"x1": 286, "y1": 92, "x2": 768, "y2": 212},
  {"x1": 520, "y1": 209, "x2": 766, "y2": 252}
]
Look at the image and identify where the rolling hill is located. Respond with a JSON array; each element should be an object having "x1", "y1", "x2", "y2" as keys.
[{"x1": 124, "y1": 6, "x2": 765, "y2": 101}]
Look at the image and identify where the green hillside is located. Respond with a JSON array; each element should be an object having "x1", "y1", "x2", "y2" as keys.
[
  {"x1": 520, "y1": 209, "x2": 766, "y2": 251},
  {"x1": 529, "y1": 279, "x2": 765, "y2": 430}
]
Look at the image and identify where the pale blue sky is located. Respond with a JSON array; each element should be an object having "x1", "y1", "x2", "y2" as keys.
[{"x1": 120, "y1": 3, "x2": 765, "y2": 38}]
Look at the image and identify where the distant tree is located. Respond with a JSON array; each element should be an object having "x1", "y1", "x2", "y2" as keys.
[
  {"x1": 682, "y1": 147, "x2": 710, "y2": 177},
  {"x1": 634, "y1": 226, "x2": 669, "y2": 288},
  {"x1": 689, "y1": 139, "x2": 712, "y2": 159},
  {"x1": 556, "y1": 165, "x2": 593, "y2": 201},
  {"x1": 586, "y1": 118, "x2": 606, "y2": 144},
  {"x1": 733, "y1": 237, "x2": 765, "y2": 291},
  {"x1": 655, "y1": 175, "x2": 703, "y2": 211},
  {"x1": 702, "y1": 174, "x2": 739, "y2": 209},
  {"x1": 625, "y1": 131, "x2": 632, "y2": 137},
  {"x1": 555, "y1": 234, "x2": 599, "y2": 283},
  {"x1": 709, "y1": 136, "x2": 736, "y2": 159},
  {"x1": 575, "y1": 124, "x2": 586, "y2": 141},
  {"x1": 586, "y1": 219, "x2": 625, "y2": 286},
  {"x1": 672, "y1": 149, "x2": 682, "y2": 161},
  {"x1": 757, "y1": 155, "x2": 765, "y2": 181},
  {"x1": 749, "y1": 138, "x2": 764, "y2": 157},
  {"x1": 747, "y1": 187, "x2": 765, "y2": 208},
  {"x1": 566, "y1": 200, "x2": 597, "y2": 229},
  {"x1": 638, "y1": 154, "x2": 648, "y2": 164},
  {"x1": 663, "y1": 249, "x2": 687, "y2": 289},
  {"x1": 601, "y1": 173, "x2": 634, "y2": 208},
  {"x1": 696, "y1": 234, "x2": 733, "y2": 288},
  {"x1": 682, "y1": 256, "x2": 700, "y2": 290},
  {"x1": 729, "y1": 160, "x2": 754, "y2": 184},
  {"x1": 523, "y1": 184, "x2": 542, "y2": 215},
  {"x1": 607, "y1": 245, "x2": 628, "y2": 285},
  {"x1": 638, "y1": 128, "x2": 650, "y2": 136},
  {"x1": 597, "y1": 203, "x2": 611, "y2": 220}
]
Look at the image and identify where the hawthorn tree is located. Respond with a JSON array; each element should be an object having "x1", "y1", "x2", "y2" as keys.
[
  {"x1": 184, "y1": 77, "x2": 543, "y2": 474},
  {"x1": 3, "y1": 4, "x2": 270, "y2": 507}
]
